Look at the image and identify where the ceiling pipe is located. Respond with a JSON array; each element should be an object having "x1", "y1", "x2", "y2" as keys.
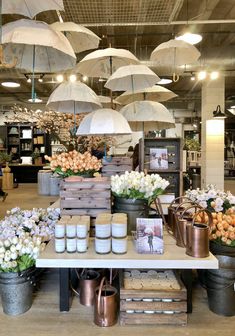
[{"x1": 83, "y1": 19, "x2": 235, "y2": 27}]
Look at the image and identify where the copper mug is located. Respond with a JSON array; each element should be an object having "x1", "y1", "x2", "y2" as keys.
[
  {"x1": 79, "y1": 269, "x2": 100, "y2": 306},
  {"x1": 94, "y1": 277, "x2": 118, "y2": 327},
  {"x1": 186, "y1": 209, "x2": 212, "y2": 258}
]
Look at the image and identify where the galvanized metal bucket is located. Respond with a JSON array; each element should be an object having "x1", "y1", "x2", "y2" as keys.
[
  {"x1": 49, "y1": 175, "x2": 61, "y2": 196},
  {"x1": 206, "y1": 255, "x2": 235, "y2": 316},
  {"x1": 0, "y1": 267, "x2": 35, "y2": 315},
  {"x1": 113, "y1": 197, "x2": 148, "y2": 234}
]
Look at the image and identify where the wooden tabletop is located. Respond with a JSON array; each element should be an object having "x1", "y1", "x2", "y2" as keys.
[{"x1": 36, "y1": 233, "x2": 218, "y2": 270}]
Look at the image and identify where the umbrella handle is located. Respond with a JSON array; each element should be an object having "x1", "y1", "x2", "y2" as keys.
[{"x1": 173, "y1": 73, "x2": 179, "y2": 82}]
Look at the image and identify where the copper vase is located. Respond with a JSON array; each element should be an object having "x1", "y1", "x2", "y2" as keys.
[{"x1": 79, "y1": 270, "x2": 100, "y2": 306}]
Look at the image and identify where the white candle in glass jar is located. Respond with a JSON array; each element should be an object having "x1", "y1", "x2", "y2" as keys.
[
  {"x1": 55, "y1": 223, "x2": 65, "y2": 238},
  {"x1": 55, "y1": 238, "x2": 65, "y2": 253},
  {"x1": 77, "y1": 238, "x2": 87, "y2": 253},
  {"x1": 66, "y1": 224, "x2": 76, "y2": 238},
  {"x1": 95, "y1": 223, "x2": 111, "y2": 238},
  {"x1": 77, "y1": 223, "x2": 88, "y2": 238},
  {"x1": 95, "y1": 237, "x2": 111, "y2": 254},
  {"x1": 112, "y1": 237, "x2": 127, "y2": 254},
  {"x1": 66, "y1": 237, "x2": 76, "y2": 253},
  {"x1": 112, "y1": 222, "x2": 127, "y2": 238}
]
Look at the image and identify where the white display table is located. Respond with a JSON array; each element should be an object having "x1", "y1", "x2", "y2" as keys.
[{"x1": 36, "y1": 233, "x2": 218, "y2": 312}]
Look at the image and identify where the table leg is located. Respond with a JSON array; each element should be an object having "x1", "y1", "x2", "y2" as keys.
[
  {"x1": 59, "y1": 268, "x2": 70, "y2": 312},
  {"x1": 181, "y1": 269, "x2": 193, "y2": 313}
]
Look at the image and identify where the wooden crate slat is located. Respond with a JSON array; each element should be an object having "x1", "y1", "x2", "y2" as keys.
[
  {"x1": 102, "y1": 165, "x2": 132, "y2": 172},
  {"x1": 61, "y1": 199, "x2": 111, "y2": 209},
  {"x1": 102, "y1": 157, "x2": 132, "y2": 165},
  {"x1": 61, "y1": 180, "x2": 111, "y2": 189},
  {"x1": 119, "y1": 312, "x2": 187, "y2": 326},
  {"x1": 120, "y1": 301, "x2": 187, "y2": 312},
  {"x1": 61, "y1": 208, "x2": 111, "y2": 216},
  {"x1": 60, "y1": 190, "x2": 110, "y2": 198}
]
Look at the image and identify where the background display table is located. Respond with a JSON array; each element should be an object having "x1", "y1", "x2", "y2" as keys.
[{"x1": 36, "y1": 233, "x2": 218, "y2": 312}]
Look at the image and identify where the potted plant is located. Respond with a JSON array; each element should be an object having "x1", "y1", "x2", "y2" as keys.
[
  {"x1": 32, "y1": 152, "x2": 42, "y2": 165},
  {"x1": 0, "y1": 206, "x2": 60, "y2": 315},
  {"x1": 111, "y1": 171, "x2": 169, "y2": 233},
  {"x1": 45, "y1": 150, "x2": 102, "y2": 178},
  {"x1": 0, "y1": 152, "x2": 12, "y2": 171}
]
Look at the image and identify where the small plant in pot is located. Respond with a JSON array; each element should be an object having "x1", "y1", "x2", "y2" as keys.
[{"x1": 32, "y1": 152, "x2": 42, "y2": 165}]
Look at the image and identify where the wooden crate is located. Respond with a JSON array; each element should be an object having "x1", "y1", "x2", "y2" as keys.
[
  {"x1": 119, "y1": 270, "x2": 187, "y2": 326},
  {"x1": 102, "y1": 157, "x2": 132, "y2": 177},
  {"x1": 60, "y1": 178, "x2": 111, "y2": 217}
]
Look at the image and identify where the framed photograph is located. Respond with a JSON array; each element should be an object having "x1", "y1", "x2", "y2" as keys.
[
  {"x1": 149, "y1": 148, "x2": 168, "y2": 170},
  {"x1": 136, "y1": 218, "x2": 164, "y2": 254}
]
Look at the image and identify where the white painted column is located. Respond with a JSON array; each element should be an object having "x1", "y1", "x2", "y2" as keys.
[{"x1": 201, "y1": 77, "x2": 225, "y2": 189}]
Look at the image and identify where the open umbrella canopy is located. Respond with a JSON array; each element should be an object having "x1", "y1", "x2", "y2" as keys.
[
  {"x1": 105, "y1": 64, "x2": 160, "y2": 92},
  {"x1": 150, "y1": 39, "x2": 200, "y2": 66},
  {"x1": 2, "y1": 19, "x2": 76, "y2": 72},
  {"x1": 76, "y1": 47, "x2": 140, "y2": 78},
  {"x1": 120, "y1": 100, "x2": 175, "y2": 132},
  {"x1": 1, "y1": 0, "x2": 64, "y2": 18},
  {"x1": 50, "y1": 22, "x2": 100, "y2": 54},
  {"x1": 47, "y1": 81, "x2": 102, "y2": 114},
  {"x1": 76, "y1": 108, "x2": 132, "y2": 136},
  {"x1": 116, "y1": 85, "x2": 178, "y2": 105}
]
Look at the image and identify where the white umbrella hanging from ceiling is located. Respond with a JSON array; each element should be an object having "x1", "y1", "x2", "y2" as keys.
[
  {"x1": 105, "y1": 64, "x2": 160, "y2": 92},
  {"x1": 2, "y1": 19, "x2": 76, "y2": 101},
  {"x1": 50, "y1": 22, "x2": 100, "y2": 54},
  {"x1": 0, "y1": 0, "x2": 64, "y2": 18},
  {"x1": 76, "y1": 108, "x2": 132, "y2": 136},
  {"x1": 116, "y1": 85, "x2": 178, "y2": 105},
  {"x1": 120, "y1": 101, "x2": 175, "y2": 132},
  {"x1": 47, "y1": 81, "x2": 102, "y2": 114},
  {"x1": 150, "y1": 39, "x2": 200, "y2": 82},
  {"x1": 76, "y1": 47, "x2": 140, "y2": 79},
  {"x1": 2, "y1": 19, "x2": 76, "y2": 73}
]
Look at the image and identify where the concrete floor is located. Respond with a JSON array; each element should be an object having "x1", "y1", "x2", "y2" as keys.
[{"x1": 0, "y1": 184, "x2": 234, "y2": 336}]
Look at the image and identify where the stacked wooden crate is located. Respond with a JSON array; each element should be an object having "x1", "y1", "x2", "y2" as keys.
[
  {"x1": 60, "y1": 177, "x2": 111, "y2": 218},
  {"x1": 101, "y1": 157, "x2": 132, "y2": 177},
  {"x1": 119, "y1": 269, "x2": 187, "y2": 326}
]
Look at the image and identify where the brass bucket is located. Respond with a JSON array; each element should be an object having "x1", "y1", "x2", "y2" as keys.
[{"x1": 94, "y1": 277, "x2": 118, "y2": 327}]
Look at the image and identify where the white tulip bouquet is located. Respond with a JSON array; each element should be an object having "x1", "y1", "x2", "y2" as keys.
[{"x1": 111, "y1": 171, "x2": 169, "y2": 204}]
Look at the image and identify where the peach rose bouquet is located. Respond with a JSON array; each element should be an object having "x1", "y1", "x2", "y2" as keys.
[{"x1": 45, "y1": 150, "x2": 102, "y2": 177}]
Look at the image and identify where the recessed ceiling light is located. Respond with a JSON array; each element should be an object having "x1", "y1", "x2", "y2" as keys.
[
  {"x1": 230, "y1": 105, "x2": 235, "y2": 108},
  {"x1": 69, "y1": 74, "x2": 77, "y2": 82},
  {"x1": 158, "y1": 78, "x2": 172, "y2": 85},
  {"x1": 98, "y1": 78, "x2": 106, "y2": 82},
  {"x1": 198, "y1": 71, "x2": 207, "y2": 80},
  {"x1": 210, "y1": 71, "x2": 219, "y2": 80},
  {"x1": 82, "y1": 75, "x2": 88, "y2": 82},
  {"x1": 56, "y1": 74, "x2": 64, "y2": 83},
  {"x1": 1, "y1": 81, "x2": 20, "y2": 88},
  {"x1": 176, "y1": 32, "x2": 202, "y2": 45},
  {"x1": 28, "y1": 98, "x2": 43, "y2": 103}
]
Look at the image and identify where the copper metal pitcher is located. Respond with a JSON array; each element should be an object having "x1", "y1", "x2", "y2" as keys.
[
  {"x1": 168, "y1": 196, "x2": 192, "y2": 238},
  {"x1": 186, "y1": 209, "x2": 212, "y2": 258},
  {"x1": 94, "y1": 277, "x2": 118, "y2": 327},
  {"x1": 79, "y1": 269, "x2": 100, "y2": 306}
]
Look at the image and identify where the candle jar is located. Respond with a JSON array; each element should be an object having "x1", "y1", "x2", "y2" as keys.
[
  {"x1": 95, "y1": 223, "x2": 111, "y2": 238},
  {"x1": 112, "y1": 222, "x2": 127, "y2": 238},
  {"x1": 55, "y1": 223, "x2": 65, "y2": 238},
  {"x1": 66, "y1": 223, "x2": 76, "y2": 238},
  {"x1": 55, "y1": 238, "x2": 65, "y2": 253},
  {"x1": 66, "y1": 237, "x2": 76, "y2": 253},
  {"x1": 77, "y1": 223, "x2": 88, "y2": 238},
  {"x1": 95, "y1": 237, "x2": 111, "y2": 254},
  {"x1": 77, "y1": 238, "x2": 88, "y2": 253},
  {"x1": 112, "y1": 237, "x2": 127, "y2": 254}
]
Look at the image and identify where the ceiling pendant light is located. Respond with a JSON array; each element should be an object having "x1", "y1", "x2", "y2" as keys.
[
  {"x1": 175, "y1": 0, "x2": 202, "y2": 45},
  {"x1": 213, "y1": 105, "x2": 226, "y2": 119},
  {"x1": 158, "y1": 78, "x2": 172, "y2": 85},
  {"x1": 1, "y1": 81, "x2": 20, "y2": 88}
]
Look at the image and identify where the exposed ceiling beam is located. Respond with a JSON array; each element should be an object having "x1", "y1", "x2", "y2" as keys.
[{"x1": 168, "y1": 0, "x2": 184, "y2": 22}]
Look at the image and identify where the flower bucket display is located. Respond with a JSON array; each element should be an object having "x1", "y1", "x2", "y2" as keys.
[
  {"x1": 45, "y1": 150, "x2": 102, "y2": 178},
  {"x1": 0, "y1": 267, "x2": 35, "y2": 315},
  {"x1": 0, "y1": 207, "x2": 60, "y2": 315},
  {"x1": 111, "y1": 171, "x2": 169, "y2": 233}
]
